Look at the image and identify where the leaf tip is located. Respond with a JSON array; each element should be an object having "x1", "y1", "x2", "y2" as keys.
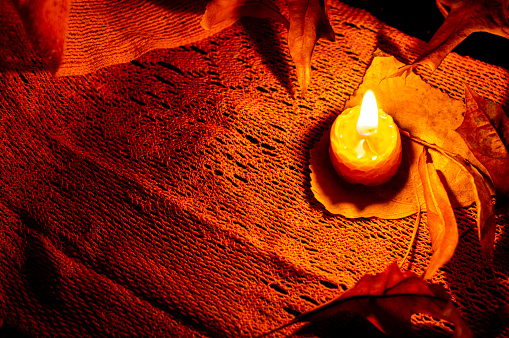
[
  {"x1": 381, "y1": 64, "x2": 415, "y2": 82},
  {"x1": 295, "y1": 63, "x2": 310, "y2": 95},
  {"x1": 200, "y1": 0, "x2": 216, "y2": 30},
  {"x1": 200, "y1": 16, "x2": 212, "y2": 31}
]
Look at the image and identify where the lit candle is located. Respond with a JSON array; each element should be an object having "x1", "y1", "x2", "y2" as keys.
[{"x1": 329, "y1": 90, "x2": 402, "y2": 186}]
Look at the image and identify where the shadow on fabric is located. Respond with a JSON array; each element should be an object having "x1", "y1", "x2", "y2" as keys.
[{"x1": 241, "y1": 17, "x2": 295, "y2": 96}]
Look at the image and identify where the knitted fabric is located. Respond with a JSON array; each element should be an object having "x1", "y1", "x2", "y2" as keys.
[{"x1": 1, "y1": 0, "x2": 509, "y2": 337}]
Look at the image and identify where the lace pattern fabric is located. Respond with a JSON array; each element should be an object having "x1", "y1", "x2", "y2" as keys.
[{"x1": 1, "y1": 0, "x2": 509, "y2": 336}]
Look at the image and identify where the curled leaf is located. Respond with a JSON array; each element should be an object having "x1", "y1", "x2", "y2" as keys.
[
  {"x1": 450, "y1": 155, "x2": 495, "y2": 259},
  {"x1": 456, "y1": 86, "x2": 509, "y2": 201},
  {"x1": 404, "y1": 131, "x2": 496, "y2": 259},
  {"x1": 400, "y1": 0, "x2": 509, "y2": 73},
  {"x1": 201, "y1": 0, "x2": 289, "y2": 31},
  {"x1": 287, "y1": 0, "x2": 335, "y2": 93},
  {"x1": 262, "y1": 262, "x2": 472, "y2": 338},
  {"x1": 418, "y1": 147, "x2": 458, "y2": 280}
]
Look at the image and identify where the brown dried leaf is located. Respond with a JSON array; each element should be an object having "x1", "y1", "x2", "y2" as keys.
[
  {"x1": 404, "y1": 131, "x2": 496, "y2": 259},
  {"x1": 201, "y1": 0, "x2": 289, "y2": 31},
  {"x1": 455, "y1": 157, "x2": 496, "y2": 259},
  {"x1": 456, "y1": 86, "x2": 509, "y2": 201},
  {"x1": 418, "y1": 148, "x2": 458, "y2": 279},
  {"x1": 11, "y1": 0, "x2": 70, "y2": 73},
  {"x1": 287, "y1": 0, "x2": 335, "y2": 93},
  {"x1": 349, "y1": 55, "x2": 483, "y2": 180},
  {"x1": 401, "y1": 0, "x2": 509, "y2": 73},
  {"x1": 310, "y1": 55, "x2": 475, "y2": 218},
  {"x1": 262, "y1": 262, "x2": 472, "y2": 338}
]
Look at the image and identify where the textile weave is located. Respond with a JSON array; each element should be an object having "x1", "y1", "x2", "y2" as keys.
[{"x1": 1, "y1": 0, "x2": 509, "y2": 337}]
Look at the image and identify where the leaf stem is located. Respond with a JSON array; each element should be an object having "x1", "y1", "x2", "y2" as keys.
[
  {"x1": 400, "y1": 206, "x2": 421, "y2": 269},
  {"x1": 399, "y1": 146, "x2": 422, "y2": 269}
]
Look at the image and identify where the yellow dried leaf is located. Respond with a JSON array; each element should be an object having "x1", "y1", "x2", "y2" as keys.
[
  {"x1": 310, "y1": 55, "x2": 475, "y2": 218},
  {"x1": 418, "y1": 147, "x2": 458, "y2": 280}
]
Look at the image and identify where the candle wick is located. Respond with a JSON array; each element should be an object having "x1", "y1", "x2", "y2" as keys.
[{"x1": 364, "y1": 136, "x2": 377, "y2": 155}]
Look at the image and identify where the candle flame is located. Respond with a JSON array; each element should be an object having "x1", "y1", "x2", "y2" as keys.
[{"x1": 357, "y1": 90, "x2": 379, "y2": 135}]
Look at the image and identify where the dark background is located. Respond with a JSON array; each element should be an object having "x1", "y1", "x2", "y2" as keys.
[{"x1": 343, "y1": 0, "x2": 509, "y2": 70}]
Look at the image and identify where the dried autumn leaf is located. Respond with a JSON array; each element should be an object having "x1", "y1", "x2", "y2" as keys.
[
  {"x1": 11, "y1": 0, "x2": 70, "y2": 73},
  {"x1": 262, "y1": 262, "x2": 472, "y2": 338},
  {"x1": 310, "y1": 55, "x2": 475, "y2": 219},
  {"x1": 418, "y1": 147, "x2": 458, "y2": 280},
  {"x1": 397, "y1": 0, "x2": 509, "y2": 74},
  {"x1": 453, "y1": 155, "x2": 496, "y2": 259},
  {"x1": 201, "y1": 0, "x2": 290, "y2": 31},
  {"x1": 456, "y1": 86, "x2": 509, "y2": 201},
  {"x1": 403, "y1": 131, "x2": 496, "y2": 259},
  {"x1": 287, "y1": 0, "x2": 335, "y2": 93},
  {"x1": 349, "y1": 54, "x2": 482, "y2": 185},
  {"x1": 310, "y1": 131, "x2": 415, "y2": 218},
  {"x1": 310, "y1": 131, "x2": 466, "y2": 218}
]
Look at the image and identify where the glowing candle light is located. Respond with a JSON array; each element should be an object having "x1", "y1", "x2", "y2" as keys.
[
  {"x1": 357, "y1": 90, "x2": 378, "y2": 136},
  {"x1": 329, "y1": 90, "x2": 402, "y2": 186}
]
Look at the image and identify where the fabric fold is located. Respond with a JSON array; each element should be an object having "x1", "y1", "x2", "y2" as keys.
[{"x1": 10, "y1": 0, "x2": 237, "y2": 76}]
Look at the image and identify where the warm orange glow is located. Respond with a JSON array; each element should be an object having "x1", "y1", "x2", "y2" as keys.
[{"x1": 329, "y1": 91, "x2": 402, "y2": 186}]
